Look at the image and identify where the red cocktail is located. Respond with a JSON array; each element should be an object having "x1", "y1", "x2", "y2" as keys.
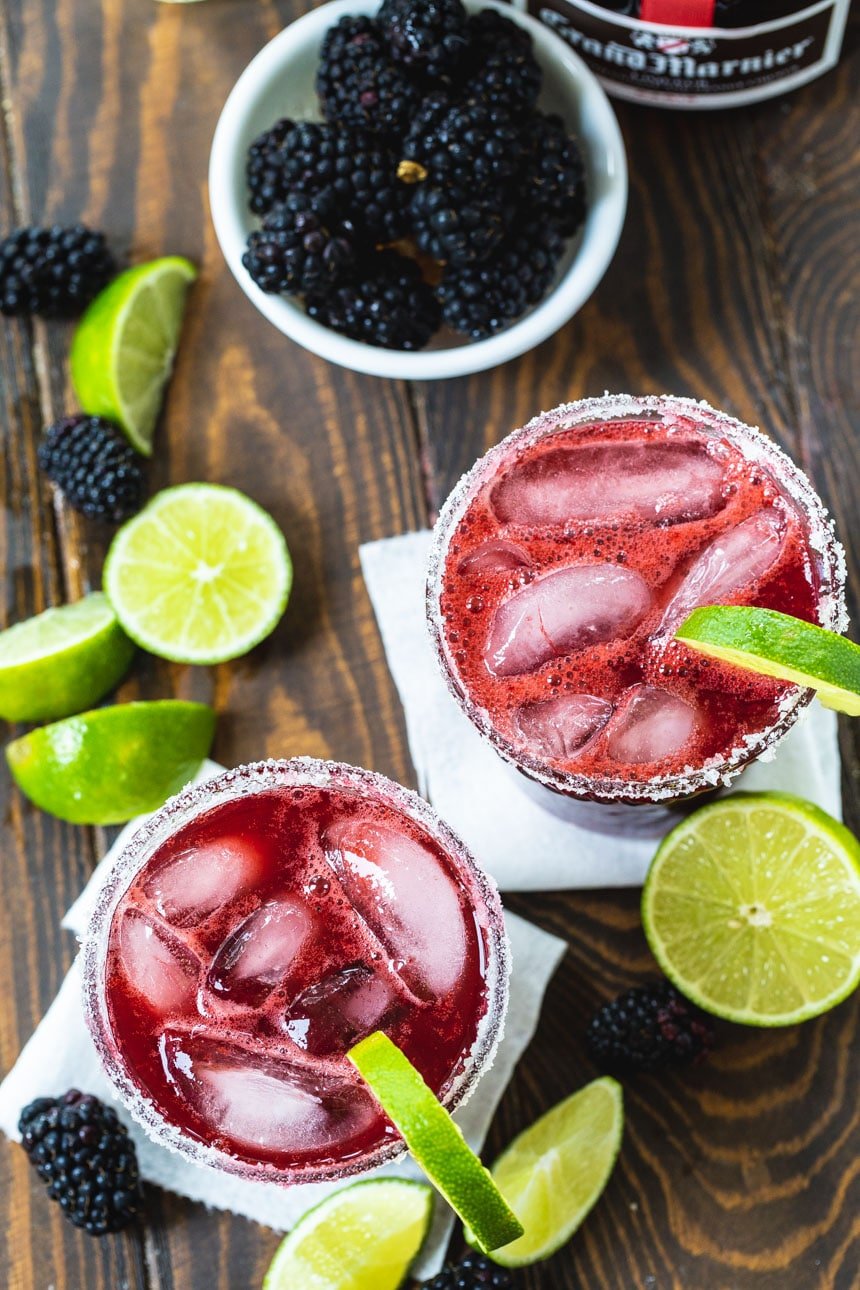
[
  {"x1": 83, "y1": 760, "x2": 509, "y2": 1184},
  {"x1": 427, "y1": 395, "x2": 845, "y2": 834}
]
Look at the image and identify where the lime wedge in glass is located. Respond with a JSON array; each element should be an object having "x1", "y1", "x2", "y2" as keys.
[
  {"x1": 70, "y1": 256, "x2": 197, "y2": 455},
  {"x1": 6, "y1": 700, "x2": 215, "y2": 824},
  {"x1": 465, "y1": 1077, "x2": 623, "y2": 1268},
  {"x1": 348, "y1": 1032, "x2": 524, "y2": 1254},
  {"x1": 104, "y1": 483, "x2": 292, "y2": 665},
  {"x1": 263, "y1": 1179, "x2": 433, "y2": 1290},
  {"x1": 676, "y1": 606, "x2": 860, "y2": 716},
  {"x1": 0, "y1": 592, "x2": 134, "y2": 722},
  {"x1": 642, "y1": 792, "x2": 860, "y2": 1026}
]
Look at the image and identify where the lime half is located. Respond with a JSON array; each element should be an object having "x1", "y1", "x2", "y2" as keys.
[
  {"x1": 0, "y1": 593, "x2": 134, "y2": 722},
  {"x1": 676, "y1": 606, "x2": 860, "y2": 716},
  {"x1": 348, "y1": 1032, "x2": 524, "y2": 1254},
  {"x1": 466, "y1": 1077, "x2": 623, "y2": 1267},
  {"x1": 104, "y1": 483, "x2": 291, "y2": 665},
  {"x1": 71, "y1": 256, "x2": 197, "y2": 455},
  {"x1": 263, "y1": 1179, "x2": 433, "y2": 1290},
  {"x1": 642, "y1": 793, "x2": 860, "y2": 1026},
  {"x1": 6, "y1": 700, "x2": 215, "y2": 824}
]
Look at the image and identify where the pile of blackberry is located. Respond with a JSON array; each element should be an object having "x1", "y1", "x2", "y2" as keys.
[{"x1": 243, "y1": 0, "x2": 587, "y2": 348}]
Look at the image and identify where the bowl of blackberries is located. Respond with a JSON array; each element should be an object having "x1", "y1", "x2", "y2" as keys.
[{"x1": 209, "y1": 0, "x2": 627, "y2": 380}]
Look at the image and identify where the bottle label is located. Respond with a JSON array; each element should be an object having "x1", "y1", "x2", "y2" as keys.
[{"x1": 525, "y1": 0, "x2": 849, "y2": 107}]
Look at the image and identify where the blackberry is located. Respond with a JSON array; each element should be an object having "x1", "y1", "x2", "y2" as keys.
[
  {"x1": 317, "y1": 15, "x2": 419, "y2": 139},
  {"x1": 246, "y1": 117, "x2": 296, "y2": 216},
  {"x1": 464, "y1": 8, "x2": 533, "y2": 58},
  {"x1": 38, "y1": 415, "x2": 145, "y2": 524},
  {"x1": 378, "y1": 0, "x2": 469, "y2": 81},
  {"x1": 464, "y1": 45, "x2": 542, "y2": 118},
  {"x1": 18, "y1": 1089, "x2": 143, "y2": 1235},
  {"x1": 409, "y1": 181, "x2": 504, "y2": 267},
  {"x1": 437, "y1": 226, "x2": 564, "y2": 338},
  {"x1": 421, "y1": 1252, "x2": 513, "y2": 1288},
  {"x1": 306, "y1": 250, "x2": 440, "y2": 350},
  {"x1": 242, "y1": 193, "x2": 354, "y2": 296},
  {"x1": 401, "y1": 96, "x2": 524, "y2": 199},
  {"x1": 0, "y1": 224, "x2": 114, "y2": 318},
  {"x1": 587, "y1": 980, "x2": 715, "y2": 1075},
  {"x1": 524, "y1": 113, "x2": 587, "y2": 237}
]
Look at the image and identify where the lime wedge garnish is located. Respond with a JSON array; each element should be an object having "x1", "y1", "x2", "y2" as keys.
[
  {"x1": 70, "y1": 256, "x2": 197, "y2": 455},
  {"x1": 642, "y1": 793, "x2": 860, "y2": 1026},
  {"x1": 103, "y1": 483, "x2": 292, "y2": 665},
  {"x1": 0, "y1": 592, "x2": 134, "y2": 722},
  {"x1": 676, "y1": 606, "x2": 860, "y2": 716},
  {"x1": 348, "y1": 1032, "x2": 524, "y2": 1254},
  {"x1": 6, "y1": 700, "x2": 215, "y2": 824},
  {"x1": 263, "y1": 1179, "x2": 433, "y2": 1290},
  {"x1": 464, "y1": 1077, "x2": 623, "y2": 1267}
]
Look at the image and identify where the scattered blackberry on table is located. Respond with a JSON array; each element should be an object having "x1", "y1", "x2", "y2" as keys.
[
  {"x1": 18, "y1": 1089, "x2": 143, "y2": 1235},
  {"x1": 245, "y1": 116, "x2": 296, "y2": 215},
  {"x1": 524, "y1": 112, "x2": 587, "y2": 237},
  {"x1": 401, "y1": 96, "x2": 524, "y2": 199},
  {"x1": 409, "y1": 181, "x2": 504, "y2": 267},
  {"x1": 243, "y1": 192, "x2": 355, "y2": 296},
  {"x1": 587, "y1": 980, "x2": 715, "y2": 1075},
  {"x1": 306, "y1": 250, "x2": 440, "y2": 349},
  {"x1": 421, "y1": 1252, "x2": 513, "y2": 1288},
  {"x1": 378, "y1": 0, "x2": 469, "y2": 80},
  {"x1": 0, "y1": 224, "x2": 114, "y2": 318},
  {"x1": 317, "y1": 14, "x2": 419, "y2": 138},
  {"x1": 38, "y1": 415, "x2": 145, "y2": 524},
  {"x1": 437, "y1": 225, "x2": 565, "y2": 338}
]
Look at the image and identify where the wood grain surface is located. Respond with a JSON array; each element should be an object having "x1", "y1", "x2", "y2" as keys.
[{"x1": 0, "y1": 2, "x2": 857, "y2": 1288}]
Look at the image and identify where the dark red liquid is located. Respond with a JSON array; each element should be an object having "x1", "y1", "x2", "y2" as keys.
[
  {"x1": 102, "y1": 783, "x2": 491, "y2": 1173},
  {"x1": 438, "y1": 415, "x2": 822, "y2": 786}
]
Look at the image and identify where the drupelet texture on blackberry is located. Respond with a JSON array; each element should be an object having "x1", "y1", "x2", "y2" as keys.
[
  {"x1": 18, "y1": 1089, "x2": 143, "y2": 1235},
  {"x1": 0, "y1": 224, "x2": 115, "y2": 318},
  {"x1": 401, "y1": 95, "x2": 524, "y2": 198},
  {"x1": 465, "y1": 8, "x2": 533, "y2": 57},
  {"x1": 464, "y1": 45, "x2": 542, "y2": 118},
  {"x1": 409, "y1": 181, "x2": 504, "y2": 267},
  {"x1": 437, "y1": 225, "x2": 564, "y2": 338},
  {"x1": 378, "y1": 0, "x2": 469, "y2": 80},
  {"x1": 317, "y1": 15, "x2": 419, "y2": 138},
  {"x1": 587, "y1": 980, "x2": 715, "y2": 1075},
  {"x1": 245, "y1": 117, "x2": 296, "y2": 215},
  {"x1": 421, "y1": 1252, "x2": 513, "y2": 1289},
  {"x1": 523, "y1": 112, "x2": 587, "y2": 237},
  {"x1": 38, "y1": 415, "x2": 145, "y2": 524},
  {"x1": 243, "y1": 192, "x2": 354, "y2": 296},
  {"x1": 306, "y1": 250, "x2": 440, "y2": 349}
]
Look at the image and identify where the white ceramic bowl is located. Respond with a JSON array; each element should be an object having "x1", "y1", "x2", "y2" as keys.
[{"x1": 209, "y1": 0, "x2": 628, "y2": 380}]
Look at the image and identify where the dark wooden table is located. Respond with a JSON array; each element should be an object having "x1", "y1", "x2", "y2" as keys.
[{"x1": 0, "y1": 2, "x2": 857, "y2": 1287}]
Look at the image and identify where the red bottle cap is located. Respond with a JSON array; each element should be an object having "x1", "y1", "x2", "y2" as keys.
[{"x1": 639, "y1": 0, "x2": 717, "y2": 25}]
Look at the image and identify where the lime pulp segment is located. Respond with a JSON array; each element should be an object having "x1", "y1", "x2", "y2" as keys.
[
  {"x1": 348, "y1": 1032, "x2": 524, "y2": 1254},
  {"x1": 642, "y1": 792, "x2": 860, "y2": 1026}
]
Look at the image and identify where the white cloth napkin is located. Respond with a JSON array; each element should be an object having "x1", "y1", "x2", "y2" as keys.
[
  {"x1": 360, "y1": 531, "x2": 843, "y2": 891},
  {"x1": 0, "y1": 761, "x2": 566, "y2": 1279}
]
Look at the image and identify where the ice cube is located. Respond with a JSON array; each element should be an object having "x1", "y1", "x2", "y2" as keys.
[
  {"x1": 144, "y1": 836, "x2": 265, "y2": 928},
  {"x1": 605, "y1": 685, "x2": 699, "y2": 765},
  {"x1": 490, "y1": 440, "x2": 725, "y2": 527},
  {"x1": 323, "y1": 821, "x2": 467, "y2": 1002},
  {"x1": 657, "y1": 509, "x2": 786, "y2": 640},
  {"x1": 514, "y1": 693, "x2": 613, "y2": 760},
  {"x1": 159, "y1": 1029, "x2": 377, "y2": 1154},
  {"x1": 283, "y1": 964, "x2": 400, "y2": 1057},
  {"x1": 484, "y1": 564, "x2": 652, "y2": 677},
  {"x1": 118, "y1": 909, "x2": 200, "y2": 1013},
  {"x1": 207, "y1": 898, "x2": 315, "y2": 1006},
  {"x1": 458, "y1": 539, "x2": 531, "y2": 575}
]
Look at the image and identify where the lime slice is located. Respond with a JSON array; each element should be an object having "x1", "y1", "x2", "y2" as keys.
[
  {"x1": 642, "y1": 792, "x2": 860, "y2": 1026},
  {"x1": 677, "y1": 606, "x2": 860, "y2": 716},
  {"x1": 465, "y1": 1077, "x2": 623, "y2": 1267},
  {"x1": 263, "y1": 1179, "x2": 433, "y2": 1290},
  {"x1": 6, "y1": 700, "x2": 215, "y2": 824},
  {"x1": 70, "y1": 256, "x2": 197, "y2": 455},
  {"x1": 103, "y1": 483, "x2": 292, "y2": 665},
  {"x1": 0, "y1": 593, "x2": 135, "y2": 722},
  {"x1": 348, "y1": 1032, "x2": 523, "y2": 1254}
]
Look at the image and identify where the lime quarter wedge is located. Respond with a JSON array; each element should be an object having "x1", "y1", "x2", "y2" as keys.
[
  {"x1": 465, "y1": 1077, "x2": 623, "y2": 1267},
  {"x1": 104, "y1": 483, "x2": 292, "y2": 665},
  {"x1": 348, "y1": 1032, "x2": 524, "y2": 1254},
  {"x1": 6, "y1": 700, "x2": 215, "y2": 824},
  {"x1": 71, "y1": 256, "x2": 197, "y2": 455},
  {"x1": 263, "y1": 1179, "x2": 433, "y2": 1290},
  {"x1": 642, "y1": 792, "x2": 860, "y2": 1026},
  {"x1": 676, "y1": 606, "x2": 860, "y2": 716},
  {"x1": 0, "y1": 592, "x2": 134, "y2": 722}
]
